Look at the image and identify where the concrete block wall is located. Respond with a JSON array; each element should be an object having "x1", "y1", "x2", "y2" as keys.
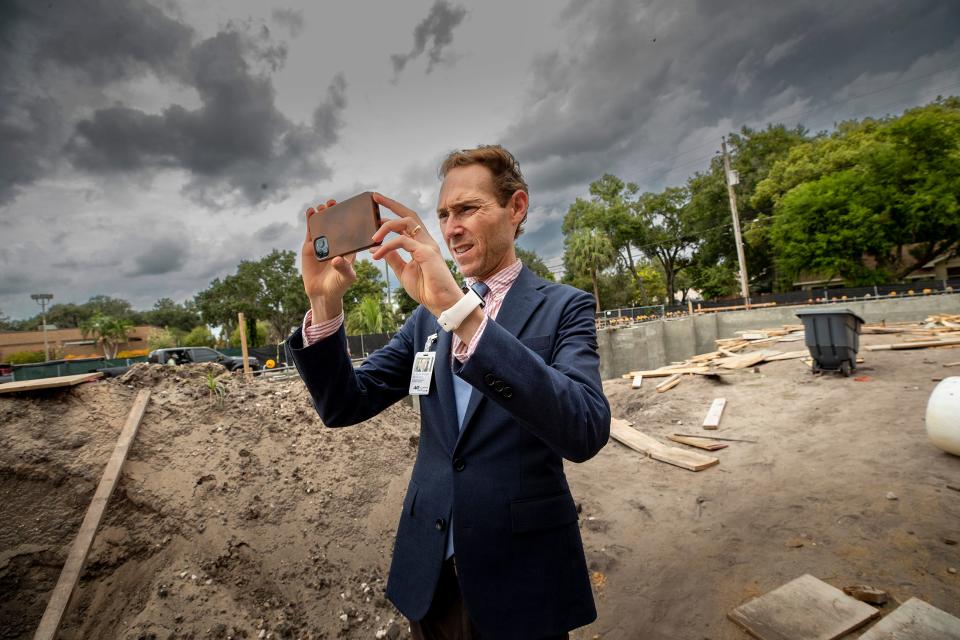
[{"x1": 597, "y1": 293, "x2": 960, "y2": 380}]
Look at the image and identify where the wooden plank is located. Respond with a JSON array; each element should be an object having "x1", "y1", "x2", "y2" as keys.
[
  {"x1": 33, "y1": 390, "x2": 151, "y2": 640},
  {"x1": 866, "y1": 338, "x2": 960, "y2": 351},
  {"x1": 762, "y1": 350, "x2": 810, "y2": 362},
  {"x1": 667, "y1": 434, "x2": 728, "y2": 451},
  {"x1": 942, "y1": 362, "x2": 960, "y2": 367},
  {"x1": 631, "y1": 374, "x2": 643, "y2": 389},
  {"x1": 719, "y1": 351, "x2": 769, "y2": 369},
  {"x1": 674, "y1": 433, "x2": 758, "y2": 443},
  {"x1": 610, "y1": 419, "x2": 719, "y2": 471},
  {"x1": 858, "y1": 597, "x2": 960, "y2": 639},
  {"x1": 624, "y1": 366, "x2": 708, "y2": 378},
  {"x1": 656, "y1": 374, "x2": 682, "y2": 393},
  {"x1": 728, "y1": 574, "x2": 880, "y2": 640},
  {"x1": 0, "y1": 372, "x2": 102, "y2": 394},
  {"x1": 702, "y1": 398, "x2": 727, "y2": 430}
]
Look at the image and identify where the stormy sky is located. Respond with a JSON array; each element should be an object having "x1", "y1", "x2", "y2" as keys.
[{"x1": 2, "y1": 0, "x2": 958, "y2": 319}]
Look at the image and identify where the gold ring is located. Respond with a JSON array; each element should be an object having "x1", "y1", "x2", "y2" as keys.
[{"x1": 408, "y1": 224, "x2": 422, "y2": 238}]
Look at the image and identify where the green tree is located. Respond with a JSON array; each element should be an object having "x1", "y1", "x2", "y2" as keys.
[
  {"x1": 144, "y1": 298, "x2": 201, "y2": 332},
  {"x1": 562, "y1": 174, "x2": 643, "y2": 285},
  {"x1": 344, "y1": 260, "x2": 387, "y2": 314},
  {"x1": 182, "y1": 325, "x2": 216, "y2": 347},
  {"x1": 515, "y1": 246, "x2": 554, "y2": 281},
  {"x1": 683, "y1": 124, "x2": 809, "y2": 294},
  {"x1": 79, "y1": 313, "x2": 133, "y2": 358},
  {"x1": 196, "y1": 249, "x2": 308, "y2": 342},
  {"x1": 633, "y1": 187, "x2": 697, "y2": 304},
  {"x1": 346, "y1": 296, "x2": 397, "y2": 335},
  {"x1": 565, "y1": 229, "x2": 616, "y2": 312},
  {"x1": 759, "y1": 98, "x2": 960, "y2": 285},
  {"x1": 147, "y1": 327, "x2": 178, "y2": 350},
  {"x1": 0, "y1": 309, "x2": 12, "y2": 331}
]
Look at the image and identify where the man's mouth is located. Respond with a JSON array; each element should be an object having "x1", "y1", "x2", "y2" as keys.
[{"x1": 452, "y1": 244, "x2": 473, "y2": 256}]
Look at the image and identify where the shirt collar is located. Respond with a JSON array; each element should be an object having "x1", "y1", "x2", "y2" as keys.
[{"x1": 465, "y1": 259, "x2": 523, "y2": 297}]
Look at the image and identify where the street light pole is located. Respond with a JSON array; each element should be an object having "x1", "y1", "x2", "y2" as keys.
[{"x1": 31, "y1": 293, "x2": 54, "y2": 361}]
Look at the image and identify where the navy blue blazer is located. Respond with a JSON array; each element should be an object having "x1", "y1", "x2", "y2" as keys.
[{"x1": 287, "y1": 266, "x2": 611, "y2": 639}]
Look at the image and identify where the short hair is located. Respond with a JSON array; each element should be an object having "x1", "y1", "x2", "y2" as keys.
[{"x1": 439, "y1": 145, "x2": 529, "y2": 238}]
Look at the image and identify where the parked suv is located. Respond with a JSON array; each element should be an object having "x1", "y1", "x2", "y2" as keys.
[{"x1": 147, "y1": 347, "x2": 261, "y2": 371}]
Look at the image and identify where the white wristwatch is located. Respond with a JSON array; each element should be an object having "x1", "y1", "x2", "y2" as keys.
[{"x1": 437, "y1": 286, "x2": 486, "y2": 332}]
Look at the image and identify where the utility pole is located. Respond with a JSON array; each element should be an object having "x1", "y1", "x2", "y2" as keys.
[
  {"x1": 31, "y1": 293, "x2": 54, "y2": 361},
  {"x1": 384, "y1": 261, "x2": 392, "y2": 307},
  {"x1": 722, "y1": 137, "x2": 751, "y2": 309}
]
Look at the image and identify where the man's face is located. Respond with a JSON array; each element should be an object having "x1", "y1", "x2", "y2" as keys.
[{"x1": 436, "y1": 164, "x2": 526, "y2": 280}]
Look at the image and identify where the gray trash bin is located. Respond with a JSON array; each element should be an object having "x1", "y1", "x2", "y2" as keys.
[{"x1": 795, "y1": 308, "x2": 865, "y2": 376}]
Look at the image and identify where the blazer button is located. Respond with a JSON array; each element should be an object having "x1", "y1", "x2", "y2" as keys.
[
  {"x1": 453, "y1": 457, "x2": 465, "y2": 472},
  {"x1": 502, "y1": 386, "x2": 513, "y2": 398},
  {"x1": 435, "y1": 518, "x2": 446, "y2": 531},
  {"x1": 494, "y1": 380, "x2": 504, "y2": 391},
  {"x1": 484, "y1": 373, "x2": 496, "y2": 386}
]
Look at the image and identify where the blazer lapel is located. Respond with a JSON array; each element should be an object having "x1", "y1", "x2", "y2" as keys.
[
  {"x1": 432, "y1": 326, "x2": 460, "y2": 454},
  {"x1": 455, "y1": 267, "x2": 546, "y2": 450}
]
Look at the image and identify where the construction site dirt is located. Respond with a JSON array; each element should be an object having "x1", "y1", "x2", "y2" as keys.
[{"x1": 1, "y1": 332, "x2": 958, "y2": 639}]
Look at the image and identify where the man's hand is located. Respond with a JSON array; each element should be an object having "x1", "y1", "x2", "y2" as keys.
[
  {"x1": 370, "y1": 193, "x2": 464, "y2": 318},
  {"x1": 300, "y1": 200, "x2": 357, "y2": 322}
]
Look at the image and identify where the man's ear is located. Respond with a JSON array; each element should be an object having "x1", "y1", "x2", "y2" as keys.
[{"x1": 508, "y1": 190, "x2": 528, "y2": 226}]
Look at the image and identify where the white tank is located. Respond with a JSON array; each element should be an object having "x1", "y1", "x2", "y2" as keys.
[{"x1": 926, "y1": 376, "x2": 960, "y2": 456}]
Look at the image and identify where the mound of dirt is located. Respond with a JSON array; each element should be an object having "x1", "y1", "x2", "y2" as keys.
[{"x1": 0, "y1": 365, "x2": 419, "y2": 640}]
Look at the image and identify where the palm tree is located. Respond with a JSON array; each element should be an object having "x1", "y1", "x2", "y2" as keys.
[
  {"x1": 346, "y1": 297, "x2": 396, "y2": 335},
  {"x1": 80, "y1": 313, "x2": 133, "y2": 358},
  {"x1": 567, "y1": 229, "x2": 616, "y2": 312}
]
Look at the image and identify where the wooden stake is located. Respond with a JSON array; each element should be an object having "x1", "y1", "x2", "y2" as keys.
[
  {"x1": 34, "y1": 390, "x2": 151, "y2": 640},
  {"x1": 238, "y1": 312, "x2": 253, "y2": 381}
]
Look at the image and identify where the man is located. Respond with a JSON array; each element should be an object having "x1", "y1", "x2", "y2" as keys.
[{"x1": 286, "y1": 145, "x2": 610, "y2": 639}]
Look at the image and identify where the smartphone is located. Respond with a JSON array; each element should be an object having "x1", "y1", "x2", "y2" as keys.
[{"x1": 308, "y1": 192, "x2": 382, "y2": 261}]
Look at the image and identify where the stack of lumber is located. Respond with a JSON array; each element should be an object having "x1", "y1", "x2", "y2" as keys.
[{"x1": 863, "y1": 314, "x2": 960, "y2": 351}]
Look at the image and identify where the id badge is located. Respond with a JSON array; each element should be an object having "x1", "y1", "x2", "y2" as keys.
[{"x1": 409, "y1": 333, "x2": 439, "y2": 396}]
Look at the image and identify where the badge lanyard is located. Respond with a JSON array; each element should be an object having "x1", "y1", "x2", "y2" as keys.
[{"x1": 409, "y1": 332, "x2": 438, "y2": 396}]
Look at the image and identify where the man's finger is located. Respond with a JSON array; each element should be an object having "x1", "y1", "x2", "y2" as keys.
[
  {"x1": 383, "y1": 251, "x2": 408, "y2": 285},
  {"x1": 373, "y1": 192, "x2": 421, "y2": 221},
  {"x1": 331, "y1": 256, "x2": 356, "y2": 280},
  {"x1": 370, "y1": 234, "x2": 423, "y2": 261},
  {"x1": 372, "y1": 217, "x2": 423, "y2": 244}
]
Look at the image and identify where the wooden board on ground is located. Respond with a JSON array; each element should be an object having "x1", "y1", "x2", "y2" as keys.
[
  {"x1": 728, "y1": 574, "x2": 880, "y2": 640},
  {"x1": 622, "y1": 366, "x2": 707, "y2": 379},
  {"x1": 866, "y1": 338, "x2": 960, "y2": 351},
  {"x1": 858, "y1": 597, "x2": 960, "y2": 639},
  {"x1": 631, "y1": 374, "x2": 643, "y2": 389},
  {"x1": 33, "y1": 390, "x2": 151, "y2": 640},
  {"x1": 763, "y1": 350, "x2": 810, "y2": 362},
  {"x1": 656, "y1": 374, "x2": 683, "y2": 393},
  {"x1": 703, "y1": 398, "x2": 727, "y2": 430},
  {"x1": 667, "y1": 434, "x2": 728, "y2": 451},
  {"x1": 0, "y1": 372, "x2": 102, "y2": 394},
  {"x1": 719, "y1": 351, "x2": 771, "y2": 369},
  {"x1": 610, "y1": 418, "x2": 718, "y2": 471}
]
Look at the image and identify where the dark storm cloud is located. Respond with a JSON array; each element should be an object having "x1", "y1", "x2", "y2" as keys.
[
  {"x1": 0, "y1": 0, "x2": 193, "y2": 206},
  {"x1": 66, "y1": 32, "x2": 348, "y2": 208},
  {"x1": 391, "y1": 0, "x2": 468, "y2": 78},
  {"x1": 128, "y1": 237, "x2": 189, "y2": 276},
  {"x1": 502, "y1": 0, "x2": 960, "y2": 196},
  {"x1": 0, "y1": 0, "x2": 347, "y2": 210}
]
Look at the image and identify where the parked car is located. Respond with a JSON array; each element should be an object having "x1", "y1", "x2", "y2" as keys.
[{"x1": 147, "y1": 347, "x2": 261, "y2": 371}]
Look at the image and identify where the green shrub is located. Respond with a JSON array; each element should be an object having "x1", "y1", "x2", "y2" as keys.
[
  {"x1": 7, "y1": 350, "x2": 45, "y2": 364},
  {"x1": 182, "y1": 326, "x2": 216, "y2": 347}
]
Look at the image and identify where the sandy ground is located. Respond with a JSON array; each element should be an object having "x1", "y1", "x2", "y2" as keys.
[{"x1": 1, "y1": 334, "x2": 958, "y2": 639}]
